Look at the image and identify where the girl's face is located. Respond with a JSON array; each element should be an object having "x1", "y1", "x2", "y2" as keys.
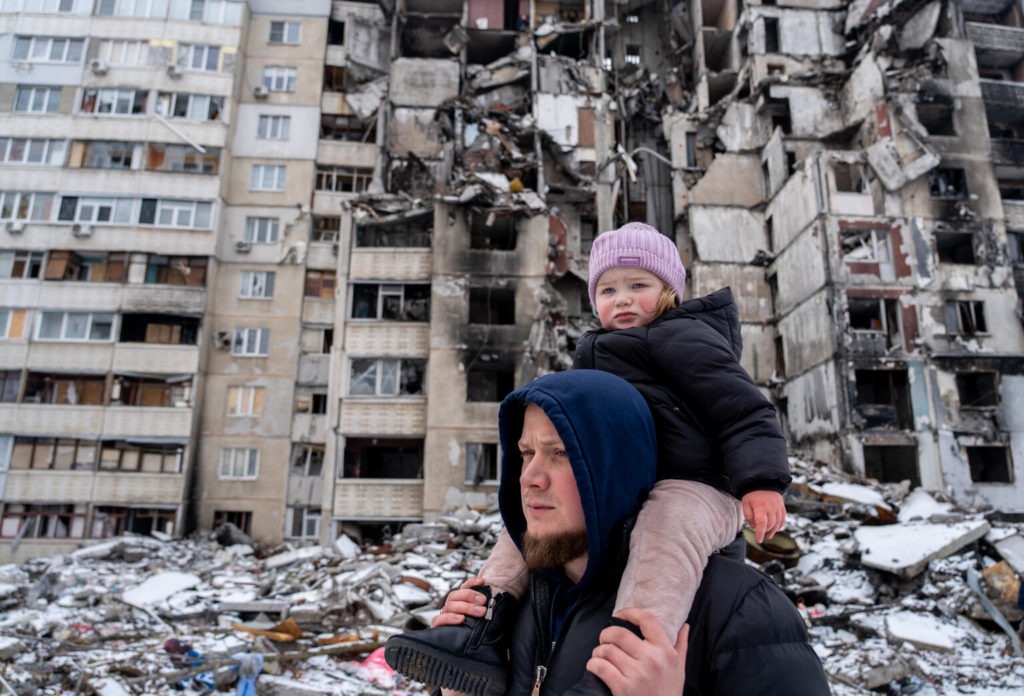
[{"x1": 594, "y1": 267, "x2": 665, "y2": 330}]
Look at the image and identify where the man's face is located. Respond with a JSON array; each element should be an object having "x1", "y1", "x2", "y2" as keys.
[{"x1": 519, "y1": 403, "x2": 586, "y2": 540}]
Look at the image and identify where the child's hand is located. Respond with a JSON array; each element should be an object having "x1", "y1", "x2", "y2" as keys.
[
  {"x1": 430, "y1": 576, "x2": 488, "y2": 627},
  {"x1": 741, "y1": 490, "x2": 786, "y2": 544}
]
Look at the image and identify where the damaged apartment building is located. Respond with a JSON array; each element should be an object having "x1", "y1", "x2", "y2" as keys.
[{"x1": 0, "y1": 0, "x2": 1022, "y2": 562}]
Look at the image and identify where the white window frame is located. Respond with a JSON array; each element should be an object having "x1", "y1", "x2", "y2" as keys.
[
  {"x1": 155, "y1": 92, "x2": 222, "y2": 121},
  {"x1": 0, "y1": 138, "x2": 66, "y2": 165},
  {"x1": 97, "y1": 39, "x2": 148, "y2": 66},
  {"x1": 153, "y1": 199, "x2": 212, "y2": 228},
  {"x1": 36, "y1": 311, "x2": 115, "y2": 342},
  {"x1": 83, "y1": 88, "x2": 144, "y2": 115},
  {"x1": 14, "y1": 86, "x2": 61, "y2": 114},
  {"x1": 0, "y1": 309, "x2": 12, "y2": 339},
  {"x1": 257, "y1": 115, "x2": 290, "y2": 140},
  {"x1": 2, "y1": 1, "x2": 76, "y2": 14},
  {"x1": 74, "y1": 197, "x2": 133, "y2": 223},
  {"x1": 219, "y1": 447, "x2": 259, "y2": 479},
  {"x1": 1, "y1": 191, "x2": 54, "y2": 220},
  {"x1": 226, "y1": 385, "x2": 264, "y2": 416},
  {"x1": 232, "y1": 327, "x2": 269, "y2": 356},
  {"x1": 348, "y1": 357, "x2": 425, "y2": 397},
  {"x1": 244, "y1": 216, "x2": 279, "y2": 243},
  {"x1": 0, "y1": 250, "x2": 45, "y2": 278},
  {"x1": 179, "y1": 43, "x2": 220, "y2": 72},
  {"x1": 946, "y1": 300, "x2": 988, "y2": 337},
  {"x1": 268, "y1": 20, "x2": 300, "y2": 44},
  {"x1": 250, "y1": 164, "x2": 286, "y2": 191},
  {"x1": 288, "y1": 506, "x2": 320, "y2": 538},
  {"x1": 262, "y1": 66, "x2": 297, "y2": 92},
  {"x1": 239, "y1": 270, "x2": 275, "y2": 298},
  {"x1": 13, "y1": 36, "x2": 84, "y2": 63},
  {"x1": 96, "y1": 0, "x2": 168, "y2": 17}
]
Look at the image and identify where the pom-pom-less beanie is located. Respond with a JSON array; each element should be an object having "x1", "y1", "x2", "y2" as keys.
[{"x1": 587, "y1": 222, "x2": 687, "y2": 307}]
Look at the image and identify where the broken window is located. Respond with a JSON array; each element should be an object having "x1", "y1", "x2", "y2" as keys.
[
  {"x1": 311, "y1": 215, "x2": 339, "y2": 242},
  {"x1": 99, "y1": 441, "x2": 183, "y2": 474},
  {"x1": 315, "y1": 166, "x2": 373, "y2": 193},
  {"x1": 847, "y1": 297, "x2": 902, "y2": 350},
  {"x1": 764, "y1": 97, "x2": 791, "y2": 135},
  {"x1": 9, "y1": 436, "x2": 97, "y2": 470},
  {"x1": 0, "y1": 504, "x2": 85, "y2": 539},
  {"x1": 917, "y1": 100, "x2": 955, "y2": 136},
  {"x1": 119, "y1": 314, "x2": 199, "y2": 345},
  {"x1": 92, "y1": 506, "x2": 175, "y2": 538},
  {"x1": 1, "y1": 370, "x2": 20, "y2": 402},
  {"x1": 213, "y1": 510, "x2": 252, "y2": 535},
  {"x1": 466, "y1": 363, "x2": 514, "y2": 403},
  {"x1": 469, "y1": 287, "x2": 515, "y2": 324},
  {"x1": 350, "y1": 283, "x2": 430, "y2": 321},
  {"x1": 464, "y1": 442, "x2": 499, "y2": 485},
  {"x1": 928, "y1": 168, "x2": 968, "y2": 199},
  {"x1": 288, "y1": 506, "x2": 320, "y2": 538},
  {"x1": 305, "y1": 271, "x2": 336, "y2": 299},
  {"x1": 833, "y1": 162, "x2": 867, "y2": 194},
  {"x1": 841, "y1": 228, "x2": 891, "y2": 265},
  {"x1": 23, "y1": 373, "x2": 106, "y2": 405},
  {"x1": 356, "y1": 218, "x2": 432, "y2": 247},
  {"x1": 763, "y1": 17, "x2": 780, "y2": 53},
  {"x1": 945, "y1": 300, "x2": 987, "y2": 336},
  {"x1": 290, "y1": 444, "x2": 324, "y2": 477},
  {"x1": 863, "y1": 445, "x2": 920, "y2": 487},
  {"x1": 854, "y1": 369, "x2": 913, "y2": 429},
  {"x1": 967, "y1": 445, "x2": 1013, "y2": 483},
  {"x1": 956, "y1": 372, "x2": 998, "y2": 408},
  {"x1": 144, "y1": 255, "x2": 207, "y2": 286},
  {"x1": 349, "y1": 358, "x2": 425, "y2": 397},
  {"x1": 469, "y1": 214, "x2": 517, "y2": 250},
  {"x1": 320, "y1": 114, "x2": 375, "y2": 143},
  {"x1": 342, "y1": 438, "x2": 423, "y2": 479},
  {"x1": 935, "y1": 232, "x2": 976, "y2": 264}
]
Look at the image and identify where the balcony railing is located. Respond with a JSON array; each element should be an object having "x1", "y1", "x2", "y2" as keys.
[{"x1": 967, "y1": 21, "x2": 1024, "y2": 62}]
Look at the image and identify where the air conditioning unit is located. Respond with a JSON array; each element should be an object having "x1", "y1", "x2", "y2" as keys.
[
  {"x1": 89, "y1": 59, "x2": 108, "y2": 75},
  {"x1": 5, "y1": 221, "x2": 25, "y2": 234},
  {"x1": 166, "y1": 64, "x2": 183, "y2": 78},
  {"x1": 235, "y1": 240, "x2": 252, "y2": 253},
  {"x1": 214, "y1": 330, "x2": 232, "y2": 350},
  {"x1": 71, "y1": 223, "x2": 93, "y2": 237},
  {"x1": 253, "y1": 84, "x2": 269, "y2": 98}
]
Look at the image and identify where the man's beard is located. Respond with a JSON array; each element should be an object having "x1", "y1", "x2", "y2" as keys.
[{"x1": 521, "y1": 530, "x2": 588, "y2": 570}]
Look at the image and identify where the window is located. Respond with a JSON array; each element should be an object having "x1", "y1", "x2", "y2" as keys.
[
  {"x1": 315, "y1": 166, "x2": 372, "y2": 193},
  {"x1": 467, "y1": 362, "x2": 514, "y2": 403},
  {"x1": 45, "y1": 251, "x2": 128, "y2": 283},
  {"x1": 9, "y1": 437, "x2": 96, "y2": 470},
  {"x1": 233, "y1": 327, "x2": 269, "y2": 356},
  {"x1": 226, "y1": 385, "x2": 265, "y2": 416},
  {"x1": 145, "y1": 144, "x2": 220, "y2": 174},
  {"x1": 863, "y1": 445, "x2": 919, "y2": 487},
  {"x1": 138, "y1": 198, "x2": 212, "y2": 228},
  {"x1": 301, "y1": 326, "x2": 333, "y2": 354},
  {"x1": 288, "y1": 507, "x2": 320, "y2": 538},
  {"x1": 1, "y1": 0, "x2": 75, "y2": 13},
  {"x1": 263, "y1": 66, "x2": 297, "y2": 92},
  {"x1": 929, "y1": 168, "x2": 968, "y2": 199},
  {"x1": 945, "y1": 300, "x2": 987, "y2": 336},
  {"x1": 935, "y1": 232, "x2": 976, "y2": 264},
  {"x1": 956, "y1": 372, "x2": 998, "y2": 408},
  {"x1": 95, "y1": 0, "x2": 167, "y2": 18},
  {"x1": 14, "y1": 86, "x2": 61, "y2": 113},
  {"x1": 114, "y1": 375, "x2": 187, "y2": 408},
  {"x1": 178, "y1": 43, "x2": 220, "y2": 72},
  {"x1": 251, "y1": 164, "x2": 286, "y2": 191},
  {"x1": 833, "y1": 162, "x2": 867, "y2": 193},
  {"x1": 1, "y1": 191, "x2": 54, "y2": 221},
  {"x1": 321, "y1": 114, "x2": 375, "y2": 142},
  {"x1": 356, "y1": 220, "x2": 431, "y2": 247},
  {"x1": 212, "y1": 510, "x2": 251, "y2": 534},
  {"x1": 155, "y1": 92, "x2": 224, "y2": 121},
  {"x1": 245, "y1": 217, "x2": 279, "y2": 243},
  {"x1": 469, "y1": 214, "x2": 516, "y2": 250},
  {"x1": 144, "y1": 255, "x2": 207, "y2": 285},
  {"x1": 917, "y1": 98, "x2": 955, "y2": 136},
  {"x1": 304, "y1": 271, "x2": 336, "y2": 299},
  {"x1": 0, "y1": 309, "x2": 27, "y2": 339},
  {"x1": 37, "y1": 311, "x2": 114, "y2": 341},
  {"x1": 96, "y1": 39, "x2": 149, "y2": 66},
  {"x1": 350, "y1": 283, "x2": 430, "y2": 321},
  {"x1": 0, "y1": 250, "x2": 44, "y2": 278},
  {"x1": 854, "y1": 369, "x2": 913, "y2": 429},
  {"x1": 257, "y1": 115, "x2": 290, "y2": 140},
  {"x1": 12, "y1": 35, "x2": 84, "y2": 63},
  {"x1": 82, "y1": 141, "x2": 134, "y2": 169},
  {"x1": 290, "y1": 444, "x2": 324, "y2": 476},
  {"x1": 625, "y1": 44, "x2": 641, "y2": 65},
  {"x1": 219, "y1": 447, "x2": 259, "y2": 479},
  {"x1": 841, "y1": 228, "x2": 891, "y2": 264},
  {"x1": 311, "y1": 215, "x2": 339, "y2": 242},
  {"x1": 0, "y1": 504, "x2": 85, "y2": 539},
  {"x1": 80, "y1": 88, "x2": 146, "y2": 115},
  {"x1": 0, "y1": 138, "x2": 66, "y2": 165},
  {"x1": 58, "y1": 196, "x2": 133, "y2": 224},
  {"x1": 0, "y1": 370, "x2": 20, "y2": 403},
  {"x1": 118, "y1": 314, "x2": 199, "y2": 344},
  {"x1": 967, "y1": 446, "x2": 1013, "y2": 483},
  {"x1": 349, "y1": 358, "x2": 426, "y2": 396},
  {"x1": 269, "y1": 20, "x2": 300, "y2": 44},
  {"x1": 469, "y1": 287, "x2": 515, "y2": 324},
  {"x1": 465, "y1": 443, "x2": 499, "y2": 485},
  {"x1": 92, "y1": 506, "x2": 176, "y2": 537},
  {"x1": 847, "y1": 296, "x2": 901, "y2": 350},
  {"x1": 239, "y1": 270, "x2": 275, "y2": 298},
  {"x1": 171, "y1": 0, "x2": 242, "y2": 25},
  {"x1": 764, "y1": 17, "x2": 780, "y2": 53},
  {"x1": 23, "y1": 373, "x2": 107, "y2": 404},
  {"x1": 342, "y1": 438, "x2": 423, "y2": 479}
]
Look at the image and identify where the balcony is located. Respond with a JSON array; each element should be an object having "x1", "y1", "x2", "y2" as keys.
[
  {"x1": 5, "y1": 404, "x2": 105, "y2": 436},
  {"x1": 302, "y1": 298, "x2": 336, "y2": 325},
  {"x1": 333, "y1": 479, "x2": 423, "y2": 519},
  {"x1": 4, "y1": 470, "x2": 94, "y2": 502},
  {"x1": 103, "y1": 407, "x2": 193, "y2": 438},
  {"x1": 980, "y1": 79, "x2": 1024, "y2": 124},
  {"x1": 1004, "y1": 199, "x2": 1024, "y2": 228},
  {"x1": 350, "y1": 248, "x2": 432, "y2": 280},
  {"x1": 3, "y1": 470, "x2": 184, "y2": 505},
  {"x1": 113, "y1": 343, "x2": 200, "y2": 374},
  {"x1": 990, "y1": 138, "x2": 1024, "y2": 166},
  {"x1": 298, "y1": 354, "x2": 331, "y2": 385},
  {"x1": 317, "y1": 139, "x2": 378, "y2": 168},
  {"x1": 339, "y1": 400, "x2": 426, "y2": 435},
  {"x1": 28, "y1": 342, "x2": 113, "y2": 371},
  {"x1": 966, "y1": 22, "x2": 1024, "y2": 68},
  {"x1": 122, "y1": 284, "x2": 206, "y2": 315},
  {"x1": 345, "y1": 323, "x2": 430, "y2": 356},
  {"x1": 306, "y1": 242, "x2": 338, "y2": 272},
  {"x1": 291, "y1": 413, "x2": 328, "y2": 443},
  {"x1": 96, "y1": 472, "x2": 186, "y2": 504},
  {"x1": 37, "y1": 282, "x2": 122, "y2": 310}
]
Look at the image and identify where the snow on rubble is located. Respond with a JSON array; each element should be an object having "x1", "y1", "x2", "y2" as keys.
[{"x1": 0, "y1": 462, "x2": 1021, "y2": 695}]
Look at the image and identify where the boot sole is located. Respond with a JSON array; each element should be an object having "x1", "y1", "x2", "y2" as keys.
[{"x1": 385, "y1": 636, "x2": 507, "y2": 696}]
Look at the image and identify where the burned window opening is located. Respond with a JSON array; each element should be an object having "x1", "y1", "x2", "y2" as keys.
[
  {"x1": 841, "y1": 228, "x2": 891, "y2": 265},
  {"x1": 945, "y1": 300, "x2": 987, "y2": 336},
  {"x1": 833, "y1": 162, "x2": 868, "y2": 194},
  {"x1": 929, "y1": 168, "x2": 968, "y2": 199},
  {"x1": 764, "y1": 17, "x2": 780, "y2": 53},
  {"x1": 998, "y1": 178, "x2": 1024, "y2": 201},
  {"x1": 321, "y1": 114, "x2": 376, "y2": 143},
  {"x1": 327, "y1": 18, "x2": 345, "y2": 45},
  {"x1": 466, "y1": 362, "x2": 514, "y2": 403},
  {"x1": 119, "y1": 314, "x2": 199, "y2": 345},
  {"x1": 356, "y1": 218, "x2": 431, "y2": 247},
  {"x1": 848, "y1": 297, "x2": 902, "y2": 350},
  {"x1": 854, "y1": 369, "x2": 914, "y2": 429},
  {"x1": 350, "y1": 283, "x2": 430, "y2": 321},
  {"x1": 469, "y1": 287, "x2": 515, "y2": 324},
  {"x1": 763, "y1": 97, "x2": 791, "y2": 135},
  {"x1": 469, "y1": 212, "x2": 517, "y2": 250},
  {"x1": 863, "y1": 444, "x2": 920, "y2": 487},
  {"x1": 967, "y1": 445, "x2": 1013, "y2": 483},
  {"x1": 464, "y1": 442, "x2": 499, "y2": 485},
  {"x1": 935, "y1": 232, "x2": 976, "y2": 264},
  {"x1": 917, "y1": 101, "x2": 956, "y2": 136},
  {"x1": 956, "y1": 371, "x2": 998, "y2": 408},
  {"x1": 342, "y1": 438, "x2": 423, "y2": 479}
]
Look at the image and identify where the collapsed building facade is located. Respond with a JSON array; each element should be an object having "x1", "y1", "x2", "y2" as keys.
[{"x1": 0, "y1": 0, "x2": 1022, "y2": 562}]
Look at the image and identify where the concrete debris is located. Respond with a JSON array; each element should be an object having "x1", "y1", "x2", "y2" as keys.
[{"x1": 0, "y1": 459, "x2": 1016, "y2": 694}]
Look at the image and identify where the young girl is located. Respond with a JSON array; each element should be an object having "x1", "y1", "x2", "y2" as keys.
[{"x1": 387, "y1": 222, "x2": 791, "y2": 695}]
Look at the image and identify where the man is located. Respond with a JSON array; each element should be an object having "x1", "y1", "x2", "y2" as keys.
[{"x1": 386, "y1": 370, "x2": 830, "y2": 695}]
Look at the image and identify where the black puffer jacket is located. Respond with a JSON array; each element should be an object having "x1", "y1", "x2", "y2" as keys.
[
  {"x1": 508, "y1": 550, "x2": 832, "y2": 695},
  {"x1": 573, "y1": 287, "x2": 790, "y2": 498}
]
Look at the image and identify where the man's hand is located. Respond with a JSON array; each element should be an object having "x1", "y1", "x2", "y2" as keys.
[
  {"x1": 741, "y1": 489, "x2": 786, "y2": 544},
  {"x1": 430, "y1": 576, "x2": 488, "y2": 627},
  {"x1": 586, "y1": 608, "x2": 688, "y2": 696}
]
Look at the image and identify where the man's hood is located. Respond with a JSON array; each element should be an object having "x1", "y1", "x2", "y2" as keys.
[{"x1": 498, "y1": 370, "x2": 657, "y2": 590}]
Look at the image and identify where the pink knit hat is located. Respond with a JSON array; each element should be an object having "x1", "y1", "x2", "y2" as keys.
[{"x1": 588, "y1": 223, "x2": 687, "y2": 306}]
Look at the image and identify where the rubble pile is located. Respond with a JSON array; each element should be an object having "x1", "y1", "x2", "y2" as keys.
[{"x1": 0, "y1": 468, "x2": 1022, "y2": 695}]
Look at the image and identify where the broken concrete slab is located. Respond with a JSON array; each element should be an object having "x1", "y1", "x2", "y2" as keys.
[
  {"x1": 990, "y1": 533, "x2": 1024, "y2": 577},
  {"x1": 885, "y1": 611, "x2": 962, "y2": 652},
  {"x1": 854, "y1": 519, "x2": 990, "y2": 577}
]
